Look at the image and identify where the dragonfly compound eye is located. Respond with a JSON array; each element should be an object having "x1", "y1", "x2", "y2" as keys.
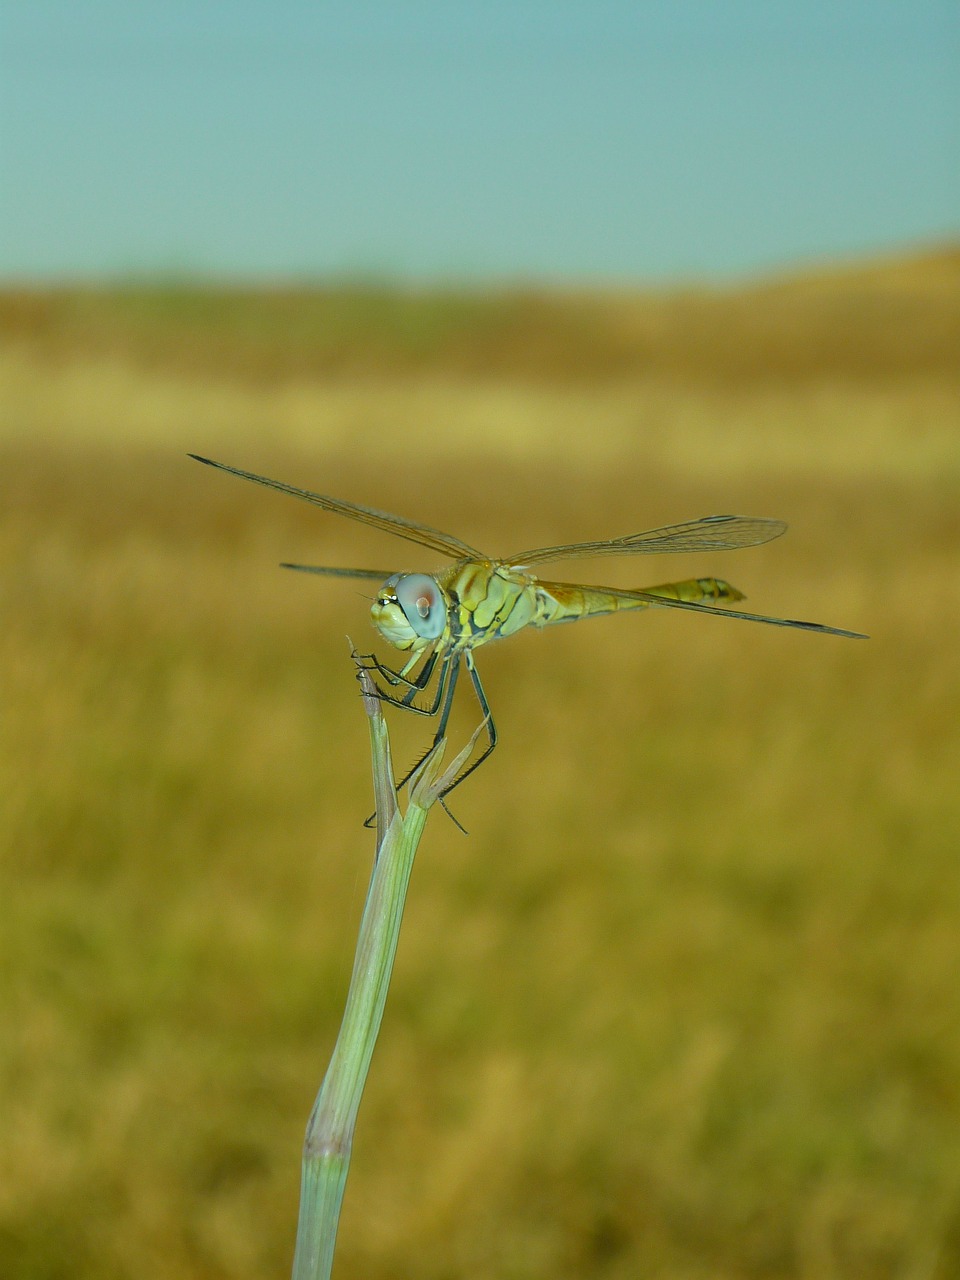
[{"x1": 395, "y1": 574, "x2": 445, "y2": 639}]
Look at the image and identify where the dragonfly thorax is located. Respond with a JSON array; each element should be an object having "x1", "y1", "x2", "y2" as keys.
[{"x1": 372, "y1": 573, "x2": 447, "y2": 651}]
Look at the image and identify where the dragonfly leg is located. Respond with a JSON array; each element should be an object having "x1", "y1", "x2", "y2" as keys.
[
  {"x1": 401, "y1": 651, "x2": 440, "y2": 707},
  {"x1": 352, "y1": 649, "x2": 428, "y2": 692},
  {"x1": 363, "y1": 655, "x2": 460, "y2": 827},
  {"x1": 385, "y1": 653, "x2": 496, "y2": 804},
  {"x1": 364, "y1": 650, "x2": 447, "y2": 718},
  {"x1": 435, "y1": 652, "x2": 498, "y2": 800},
  {"x1": 362, "y1": 653, "x2": 494, "y2": 831},
  {"x1": 392, "y1": 655, "x2": 461, "y2": 792}
]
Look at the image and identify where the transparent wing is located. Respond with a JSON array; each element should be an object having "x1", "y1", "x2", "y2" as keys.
[
  {"x1": 281, "y1": 563, "x2": 392, "y2": 580},
  {"x1": 189, "y1": 455, "x2": 483, "y2": 560},
  {"x1": 507, "y1": 515, "x2": 788, "y2": 566},
  {"x1": 555, "y1": 580, "x2": 867, "y2": 638}
]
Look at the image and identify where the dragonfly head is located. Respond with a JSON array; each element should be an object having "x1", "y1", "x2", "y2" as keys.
[{"x1": 372, "y1": 573, "x2": 447, "y2": 651}]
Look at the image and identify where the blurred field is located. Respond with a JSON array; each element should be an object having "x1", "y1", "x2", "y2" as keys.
[{"x1": 2, "y1": 247, "x2": 959, "y2": 1279}]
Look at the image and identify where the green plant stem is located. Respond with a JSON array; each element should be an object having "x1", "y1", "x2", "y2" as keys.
[{"x1": 291, "y1": 666, "x2": 470, "y2": 1280}]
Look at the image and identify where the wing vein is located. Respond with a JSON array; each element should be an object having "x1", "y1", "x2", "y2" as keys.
[{"x1": 507, "y1": 515, "x2": 788, "y2": 565}]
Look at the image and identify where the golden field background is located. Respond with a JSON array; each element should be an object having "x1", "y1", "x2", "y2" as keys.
[{"x1": 2, "y1": 247, "x2": 959, "y2": 1279}]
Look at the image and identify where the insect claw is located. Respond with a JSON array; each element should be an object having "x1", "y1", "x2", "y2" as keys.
[
  {"x1": 439, "y1": 797, "x2": 469, "y2": 834},
  {"x1": 364, "y1": 797, "x2": 468, "y2": 834}
]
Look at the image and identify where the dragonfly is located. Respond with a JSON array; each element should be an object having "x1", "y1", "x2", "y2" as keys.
[{"x1": 190, "y1": 455, "x2": 867, "y2": 807}]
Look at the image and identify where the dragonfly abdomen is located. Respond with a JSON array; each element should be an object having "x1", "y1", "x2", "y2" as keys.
[
  {"x1": 641, "y1": 577, "x2": 744, "y2": 606},
  {"x1": 535, "y1": 577, "x2": 745, "y2": 627}
]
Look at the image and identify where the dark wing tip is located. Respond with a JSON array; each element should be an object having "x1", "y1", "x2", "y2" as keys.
[
  {"x1": 188, "y1": 453, "x2": 216, "y2": 466},
  {"x1": 790, "y1": 620, "x2": 870, "y2": 639}
]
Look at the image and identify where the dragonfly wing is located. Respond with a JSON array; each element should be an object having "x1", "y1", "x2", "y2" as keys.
[
  {"x1": 553, "y1": 581, "x2": 867, "y2": 638},
  {"x1": 507, "y1": 514, "x2": 787, "y2": 566},
  {"x1": 281, "y1": 563, "x2": 394, "y2": 580},
  {"x1": 189, "y1": 455, "x2": 483, "y2": 560}
]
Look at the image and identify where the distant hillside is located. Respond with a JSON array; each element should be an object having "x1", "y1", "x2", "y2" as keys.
[{"x1": 1, "y1": 244, "x2": 957, "y2": 384}]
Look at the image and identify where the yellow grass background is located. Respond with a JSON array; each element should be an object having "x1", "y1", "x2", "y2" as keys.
[{"x1": 2, "y1": 248, "x2": 959, "y2": 1278}]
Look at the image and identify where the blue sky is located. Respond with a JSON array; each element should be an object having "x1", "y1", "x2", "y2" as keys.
[{"x1": 1, "y1": 1, "x2": 957, "y2": 283}]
